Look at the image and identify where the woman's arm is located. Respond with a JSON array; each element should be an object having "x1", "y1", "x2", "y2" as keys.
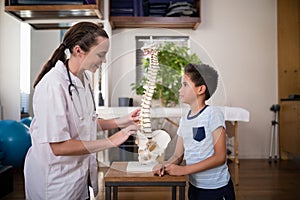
[
  {"x1": 97, "y1": 118, "x2": 120, "y2": 131},
  {"x1": 165, "y1": 127, "x2": 227, "y2": 176},
  {"x1": 97, "y1": 108, "x2": 140, "y2": 131},
  {"x1": 50, "y1": 124, "x2": 140, "y2": 156}
]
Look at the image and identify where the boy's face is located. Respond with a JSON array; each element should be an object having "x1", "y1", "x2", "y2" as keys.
[{"x1": 179, "y1": 74, "x2": 200, "y2": 104}]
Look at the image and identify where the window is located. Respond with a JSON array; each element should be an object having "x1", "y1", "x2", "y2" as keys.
[
  {"x1": 20, "y1": 23, "x2": 31, "y2": 115},
  {"x1": 135, "y1": 36, "x2": 189, "y2": 84}
]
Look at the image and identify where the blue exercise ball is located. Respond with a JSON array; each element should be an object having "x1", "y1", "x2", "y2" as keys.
[
  {"x1": 20, "y1": 117, "x2": 32, "y2": 128},
  {"x1": 0, "y1": 120, "x2": 31, "y2": 168}
]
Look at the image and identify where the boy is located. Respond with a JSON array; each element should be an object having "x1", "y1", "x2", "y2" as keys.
[{"x1": 153, "y1": 63, "x2": 235, "y2": 200}]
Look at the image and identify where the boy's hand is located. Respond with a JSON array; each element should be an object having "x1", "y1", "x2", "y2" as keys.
[
  {"x1": 164, "y1": 164, "x2": 184, "y2": 176},
  {"x1": 152, "y1": 163, "x2": 165, "y2": 176}
]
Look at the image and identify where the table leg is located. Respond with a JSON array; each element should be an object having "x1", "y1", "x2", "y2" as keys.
[
  {"x1": 113, "y1": 186, "x2": 118, "y2": 200},
  {"x1": 234, "y1": 121, "x2": 239, "y2": 185},
  {"x1": 105, "y1": 186, "x2": 111, "y2": 200},
  {"x1": 172, "y1": 186, "x2": 176, "y2": 200},
  {"x1": 179, "y1": 186, "x2": 185, "y2": 200}
]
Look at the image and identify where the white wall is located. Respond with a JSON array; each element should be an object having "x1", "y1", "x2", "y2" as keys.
[
  {"x1": 0, "y1": 1, "x2": 21, "y2": 120},
  {"x1": 0, "y1": 0, "x2": 277, "y2": 158},
  {"x1": 0, "y1": 1, "x2": 61, "y2": 120},
  {"x1": 29, "y1": 30, "x2": 61, "y2": 117},
  {"x1": 108, "y1": 0, "x2": 277, "y2": 158}
]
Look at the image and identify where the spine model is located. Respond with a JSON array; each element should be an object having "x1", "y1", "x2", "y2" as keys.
[
  {"x1": 139, "y1": 45, "x2": 159, "y2": 136},
  {"x1": 136, "y1": 44, "x2": 171, "y2": 165}
]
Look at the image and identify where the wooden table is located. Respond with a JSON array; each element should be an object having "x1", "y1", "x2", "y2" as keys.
[
  {"x1": 104, "y1": 162, "x2": 187, "y2": 200},
  {"x1": 98, "y1": 106, "x2": 250, "y2": 185}
]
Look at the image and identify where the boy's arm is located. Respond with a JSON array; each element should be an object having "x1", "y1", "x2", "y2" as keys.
[
  {"x1": 153, "y1": 136, "x2": 184, "y2": 176},
  {"x1": 165, "y1": 136, "x2": 184, "y2": 165},
  {"x1": 165, "y1": 127, "x2": 227, "y2": 176}
]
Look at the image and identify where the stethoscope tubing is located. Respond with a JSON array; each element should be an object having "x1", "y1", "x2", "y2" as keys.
[{"x1": 65, "y1": 59, "x2": 97, "y2": 120}]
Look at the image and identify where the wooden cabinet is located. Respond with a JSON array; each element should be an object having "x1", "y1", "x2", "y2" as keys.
[
  {"x1": 109, "y1": 0, "x2": 201, "y2": 30},
  {"x1": 279, "y1": 101, "x2": 300, "y2": 157},
  {"x1": 4, "y1": 0, "x2": 104, "y2": 29},
  {"x1": 277, "y1": 0, "x2": 300, "y2": 99},
  {"x1": 277, "y1": 0, "x2": 300, "y2": 158}
]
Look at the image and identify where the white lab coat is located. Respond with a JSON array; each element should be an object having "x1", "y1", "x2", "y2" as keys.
[{"x1": 24, "y1": 60, "x2": 98, "y2": 200}]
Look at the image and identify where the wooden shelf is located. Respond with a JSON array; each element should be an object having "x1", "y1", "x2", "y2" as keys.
[
  {"x1": 4, "y1": 0, "x2": 104, "y2": 29},
  {"x1": 110, "y1": 16, "x2": 200, "y2": 30},
  {"x1": 4, "y1": 0, "x2": 201, "y2": 30},
  {"x1": 109, "y1": 0, "x2": 201, "y2": 30}
]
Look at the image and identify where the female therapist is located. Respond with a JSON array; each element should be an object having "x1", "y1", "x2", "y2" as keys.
[{"x1": 24, "y1": 22, "x2": 140, "y2": 200}]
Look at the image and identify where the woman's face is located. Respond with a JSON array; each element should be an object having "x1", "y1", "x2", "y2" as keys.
[{"x1": 80, "y1": 36, "x2": 110, "y2": 73}]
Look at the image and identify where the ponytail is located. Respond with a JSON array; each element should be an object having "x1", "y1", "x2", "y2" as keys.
[
  {"x1": 33, "y1": 22, "x2": 108, "y2": 89},
  {"x1": 33, "y1": 43, "x2": 66, "y2": 88}
]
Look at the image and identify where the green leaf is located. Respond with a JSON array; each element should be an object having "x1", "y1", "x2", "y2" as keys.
[{"x1": 131, "y1": 41, "x2": 202, "y2": 107}]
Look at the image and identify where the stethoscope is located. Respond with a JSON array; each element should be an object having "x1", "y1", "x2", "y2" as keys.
[{"x1": 66, "y1": 59, "x2": 97, "y2": 121}]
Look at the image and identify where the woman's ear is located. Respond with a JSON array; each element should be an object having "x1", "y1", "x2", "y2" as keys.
[{"x1": 73, "y1": 45, "x2": 84, "y2": 57}]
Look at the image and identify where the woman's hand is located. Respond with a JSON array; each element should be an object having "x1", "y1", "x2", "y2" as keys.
[
  {"x1": 108, "y1": 124, "x2": 140, "y2": 147},
  {"x1": 116, "y1": 108, "x2": 141, "y2": 127},
  {"x1": 97, "y1": 108, "x2": 141, "y2": 131},
  {"x1": 130, "y1": 108, "x2": 141, "y2": 123}
]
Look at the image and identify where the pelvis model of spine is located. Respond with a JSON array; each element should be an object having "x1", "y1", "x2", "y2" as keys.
[{"x1": 136, "y1": 44, "x2": 171, "y2": 165}]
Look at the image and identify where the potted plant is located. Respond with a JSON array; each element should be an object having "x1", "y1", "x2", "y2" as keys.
[{"x1": 131, "y1": 42, "x2": 202, "y2": 107}]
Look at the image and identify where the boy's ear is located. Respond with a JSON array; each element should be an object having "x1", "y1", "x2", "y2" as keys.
[{"x1": 197, "y1": 85, "x2": 207, "y2": 96}]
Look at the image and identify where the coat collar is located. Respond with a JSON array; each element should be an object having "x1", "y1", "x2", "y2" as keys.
[{"x1": 54, "y1": 60, "x2": 86, "y2": 89}]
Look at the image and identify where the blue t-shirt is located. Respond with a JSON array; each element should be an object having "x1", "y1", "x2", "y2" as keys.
[{"x1": 177, "y1": 105, "x2": 230, "y2": 189}]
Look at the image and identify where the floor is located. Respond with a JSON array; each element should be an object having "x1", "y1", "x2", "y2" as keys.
[{"x1": 2, "y1": 159, "x2": 300, "y2": 200}]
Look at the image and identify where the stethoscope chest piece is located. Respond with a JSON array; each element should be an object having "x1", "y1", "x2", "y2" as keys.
[{"x1": 92, "y1": 112, "x2": 98, "y2": 121}]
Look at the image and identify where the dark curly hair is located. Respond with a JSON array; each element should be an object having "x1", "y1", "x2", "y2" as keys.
[{"x1": 184, "y1": 63, "x2": 218, "y2": 100}]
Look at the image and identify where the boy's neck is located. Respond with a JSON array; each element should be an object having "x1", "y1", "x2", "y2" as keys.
[{"x1": 189, "y1": 101, "x2": 206, "y2": 116}]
